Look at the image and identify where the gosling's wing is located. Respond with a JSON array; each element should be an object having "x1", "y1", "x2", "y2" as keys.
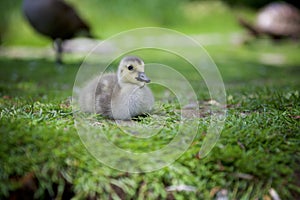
[
  {"x1": 79, "y1": 74, "x2": 118, "y2": 114},
  {"x1": 94, "y1": 74, "x2": 118, "y2": 116}
]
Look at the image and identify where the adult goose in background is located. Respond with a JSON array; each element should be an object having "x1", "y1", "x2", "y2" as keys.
[
  {"x1": 239, "y1": 2, "x2": 300, "y2": 40},
  {"x1": 22, "y1": 0, "x2": 93, "y2": 63},
  {"x1": 79, "y1": 56, "x2": 154, "y2": 120}
]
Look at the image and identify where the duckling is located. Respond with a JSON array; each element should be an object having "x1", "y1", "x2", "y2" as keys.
[
  {"x1": 22, "y1": 0, "x2": 92, "y2": 63},
  {"x1": 79, "y1": 56, "x2": 154, "y2": 120}
]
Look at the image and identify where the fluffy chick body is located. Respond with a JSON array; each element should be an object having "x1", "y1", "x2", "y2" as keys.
[{"x1": 79, "y1": 56, "x2": 154, "y2": 120}]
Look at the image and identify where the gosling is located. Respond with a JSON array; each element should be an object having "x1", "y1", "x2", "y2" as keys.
[{"x1": 79, "y1": 56, "x2": 154, "y2": 120}]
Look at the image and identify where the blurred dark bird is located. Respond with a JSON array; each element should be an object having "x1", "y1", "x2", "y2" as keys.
[
  {"x1": 22, "y1": 0, "x2": 93, "y2": 63},
  {"x1": 239, "y1": 2, "x2": 300, "y2": 40}
]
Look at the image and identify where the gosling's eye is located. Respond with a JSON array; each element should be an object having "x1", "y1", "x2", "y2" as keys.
[{"x1": 127, "y1": 65, "x2": 134, "y2": 71}]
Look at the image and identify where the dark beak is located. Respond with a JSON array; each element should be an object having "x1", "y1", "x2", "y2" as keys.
[{"x1": 136, "y1": 72, "x2": 151, "y2": 83}]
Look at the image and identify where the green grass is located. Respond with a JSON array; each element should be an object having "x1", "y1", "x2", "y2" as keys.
[
  {"x1": 1, "y1": 0, "x2": 300, "y2": 199},
  {"x1": 1, "y1": 37, "x2": 300, "y2": 199}
]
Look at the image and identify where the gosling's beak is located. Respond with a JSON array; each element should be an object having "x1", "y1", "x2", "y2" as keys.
[{"x1": 136, "y1": 72, "x2": 151, "y2": 83}]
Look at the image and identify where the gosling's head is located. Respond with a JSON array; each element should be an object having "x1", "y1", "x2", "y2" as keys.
[{"x1": 117, "y1": 56, "x2": 150, "y2": 87}]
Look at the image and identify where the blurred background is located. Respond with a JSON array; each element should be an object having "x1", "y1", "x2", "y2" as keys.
[{"x1": 0, "y1": 0, "x2": 299, "y2": 47}]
